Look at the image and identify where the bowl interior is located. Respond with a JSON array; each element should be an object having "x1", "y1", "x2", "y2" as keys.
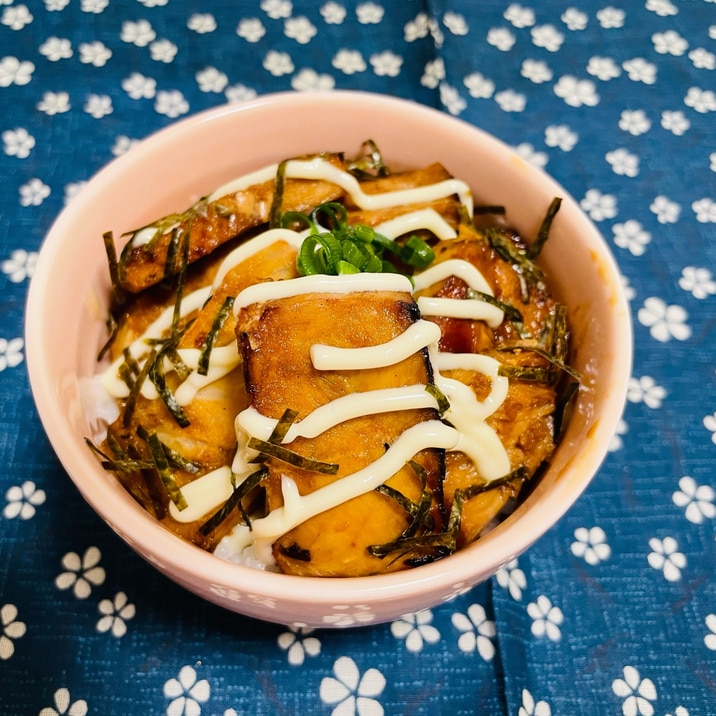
[{"x1": 26, "y1": 91, "x2": 631, "y2": 627}]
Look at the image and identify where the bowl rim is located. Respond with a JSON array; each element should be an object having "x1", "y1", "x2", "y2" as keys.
[{"x1": 25, "y1": 90, "x2": 633, "y2": 611}]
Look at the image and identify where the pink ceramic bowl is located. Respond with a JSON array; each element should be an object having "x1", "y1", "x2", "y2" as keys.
[{"x1": 26, "y1": 91, "x2": 631, "y2": 628}]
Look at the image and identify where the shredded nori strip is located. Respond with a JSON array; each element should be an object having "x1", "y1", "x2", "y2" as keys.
[
  {"x1": 197, "y1": 296, "x2": 234, "y2": 376},
  {"x1": 553, "y1": 380, "x2": 580, "y2": 443},
  {"x1": 145, "y1": 430, "x2": 188, "y2": 511},
  {"x1": 122, "y1": 347, "x2": 156, "y2": 427},
  {"x1": 527, "y1": 197, "x2": 562, "y2": 260},
  {"x1": 102, "y1": 231, "x2": 126, "y2": 307},
  {"x1": 198, "y1": 467, "x2": 269, "y2": 536},
  {"x1": 473, "y1": 205, "x2": 506, "y2": 215},
  {"x1": 346, "y1": 139, "x2": 391, "y2": 179},
  {"x1": 246, "y1": 437, "x2": 339, "y2": 474},
  {"x1": 498, "y1": 364, "x2": 559, "y2": 384},
  {"x1": 465, "y1": 287, "x2": 524, "y2": 324},
  {"x1": 148, "y1": 349, "x2": 190, "y2": 427},
  {"x1": 268, "y1": 160, "x2": 288, "y2": 229}
]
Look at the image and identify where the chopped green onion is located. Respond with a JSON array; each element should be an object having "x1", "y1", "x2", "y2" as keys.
[
  {"x1": 399, "y1": 235, "x2": 435, "y2": 269},
  {"x1": 425, "y1": 383, "x2": 451, "y2": 415}
]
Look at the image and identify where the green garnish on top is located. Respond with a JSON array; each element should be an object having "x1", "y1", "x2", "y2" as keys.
[{"x1": 286, "y1": 202, "x2": 436, "y2": 278}]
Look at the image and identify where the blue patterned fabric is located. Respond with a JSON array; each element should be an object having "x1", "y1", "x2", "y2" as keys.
[{"x1": 1, "y1": 1, "x2": 715, "y2": 714}]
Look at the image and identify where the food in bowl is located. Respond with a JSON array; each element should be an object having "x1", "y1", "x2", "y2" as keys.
[
  {"x1": 89, "y1": 142, "x2": 578, "y2": 578},
  {"x1": 26, "y1": 91, "x2": 631, "y2": 625}
]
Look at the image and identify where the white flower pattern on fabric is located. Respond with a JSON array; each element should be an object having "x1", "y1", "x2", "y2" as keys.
[
  {"x1": 261, "y1": 0, "x2": 291, "y2": 20},
  {"x1": 440, "y1": 83, "x2": 467, "y2": 116},
  {"x1": 679, "y1": 267, "x2": 716, "y2": 299},
  {"x1": 0, "y1": 335, "x2": 24, "y2": 370},
  {"x1": 236, "y1": 18, "x2": 266, "y2": 42},
  {"x1": 627, "y1": 376, "x2": 667, "y2": 409},
  {"x1": 692, "y1": 198, "x2": 716, "y2": 223},
  {"x1": 521, "y1": 59, "x2": 553, "y2": 84},
  {"x1": 606, "y1": 148, "x2": 639, "y2": 177},
  {"x1": 333, "y1": 49, "x2": 367, "y2": 75},
  {"x1": 705, "y1": 614, "x2": 716, "y2": 650},
  {"x1": 527, "y1": 595, "x2": 563, "y2": 641},
  {"x1": 672, "y1": 476, "x2": 715, "y2": 524},
  {"x1": 122, "y1": 72, "x2": 156, "y2": 99},
  {"x1": 702, "y1": 413, "x2": 716, "y2": 444},
  {"x1": 356, "y1": 2, "x2": 384, "y2": 25},
  {"x1": 3, "y1": 479, "x2": 44, "y2": 519},
  {"x1": 504, "y1": 4, "x2": 535, "y2": 29},
  {"x1": 495, "y1": 559, "x2": 527, "y2": 600},
  {"x1": 519, "y1": 688, "x2": 551, "y2": 716},
  {"x1": 39, "y1": 688, "x2": 88, "y2": 716},
  {"x1": 319, "y1": 656, "x2": 386, "y2": 716},
  {"x1": 2, "y1": 4, "x2": 33, "y2": 30},
  {"x1": 40, "y1": 37, "x2": 73, "y2": 61},
  {"x1": 291, "y1": 68, "x2": 335, "y2": 91},
  {"x1": 637, "y1": 298, "x2": 691, "y2": 342},
  {"x1": 612, "y1": 220, "x2": 651, "y2": 256},
  {"x1": 487, "y1": 27, "x2": 516, "y2": 52},
  {"x1": 553, "y1": 75, "x2": 599, "y2": 107},
  {"x1": 451, "y1": 603, "x2": 496, "y2": 660},
  {"x1": 2, "y1": 127, "x2": 35, "y2": 159},
  {"x1": 120, "y1": 19, "x2": 156, "y2": 47},
  {"x1": 531, "y1": 24, "x2": 564, "y2": 52},
  {"x1": 544, "y1": 124, "x2": 577, "y2": 150},
  {"x1": 689, "y1": 48, "x2": 716, "y2": 70},
  {"x1": 0, "y1": 57, "x2": 34, "y2": 86},
  {"x1": 652, "y1": 30, "x2": 688, "y2": 56},
  {"x1": 37, "y1": 91, "x2": 70, "y2": 115},
  {"x1": 284, "y1": 16, "x2": 317, "y2": 44},
  {"x1": 149, "y1": 39, "x2": 178, "y2": 63},
  {"x1": 0, "y1": 604, "x2": 26, "y2": 660},
  {"x1": 277, "y1": 626, "x2": 321, "y2": 665},
  {"x1": 0, "y1": 249, "x2": 37, "y2": 280},
  {"x1": 154, "y1": 89, "x2": 189, "y2": 118},
  {"x1": 608, "y1": 417, "x2": 628, "y2": 452},
  {"x1": 187, "y1": 14, "x2": 216, "y2": 34},
  {"x1": 195, "y1": 67, "x2": 228, "y2": 93},
  {"x1": 443, "y1": 11, "x2": 468, "y2": 36},
  {"x1": 587, "y1": 56, "x2": 621, "y2": 80},
  {"x1": 321, "y1": 2, "x2": 346, "y2": 25},
  {"x1": 571, "y1": 527, "x2": 611, "y2": 565},
  {"x1": 495, "y1": 89, "x2": 526, "y2": 112},
  {"x1": 684, "y1": 87, "x2": 716, "y2": 114},
  {"x1": 464, "y1": 72, "x2": 495, "y2": 99},
  {"x1": 661, "y1": 110, "x2": 690, "y2": 135},
  {"x1": 514, "y1": 142, "x2": 548, "y2": 168},
  {"x1": 390, "y1": 610, "x2": 441, "y2": 653},
  {"x1": 580, "y1": 188, "x2": 617, "y2": 221},
  {"x1": 597, "y1": 7, "x2": 625, "y2": 29},
  {"x1": 163, "y1": 666, "x2": 210, "y2": 716},
  {"x1": 647, "y1": 536, "x2": 686, "y2": 581},
  {"x1": 649, "y1": 195, "x2": 680, "y2": 224},
  {"x1": 78, "y1": 40, "x2": 111, "y2": 66},
  {"x1": 619, "y1": 109, "x2": 651, "y2": 136},
  {"x1": 622, "y1": 58, "x2": 657, "y2": 84},
  {"x1": 646, "y1": 0, "x2": 677, "y2": 18},
  {"x1": 96, "y1": 592, "x2": 135, "y2": 638},
  {"x1": 55, "y1": 546, "x2": 106, "y2": 599},
  {"x1": 19, "y1": 178, "x2": 50, "y2": 207},
  {"x1": 612, "y1": 666, "x2": 657, "y2": 716},
  {"x1": 84, "y1": 94, "x2": 112, "y2": 118},
  {"x1": 561, "y1": 8, "x2": 588, "y2": 31}
]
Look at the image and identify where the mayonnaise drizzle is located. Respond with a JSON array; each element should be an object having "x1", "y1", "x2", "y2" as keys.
[
  {"x1": 247, "y1": 420, "x2": 460, "y2": 564},
  {"x1": 102, "y1": 163, "x2": 518, "y2": 554},
  {"x1": 311, "y1": 319, "x2": 441, "y2": 371},
  {"x1": 208, "y1": 157, "x2": 474, "y2": 218}
]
